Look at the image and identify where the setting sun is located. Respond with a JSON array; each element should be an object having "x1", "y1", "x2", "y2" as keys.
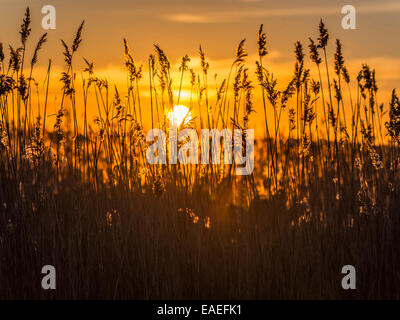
[{"x1": 167, "y1": 105, "x2": 192, "y2": 126}]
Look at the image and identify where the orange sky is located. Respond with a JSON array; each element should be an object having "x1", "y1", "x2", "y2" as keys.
[{"x1": 1, "y1": 0, "x2": 400, "y2": 137}]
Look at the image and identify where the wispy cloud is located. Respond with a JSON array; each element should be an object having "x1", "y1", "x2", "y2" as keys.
[
  {"x1": 165, "y1": 14, "x2": 214, "y2": 23},
  {"x1": 164, "y1": 2, "x2": 400, "y2": 23}
]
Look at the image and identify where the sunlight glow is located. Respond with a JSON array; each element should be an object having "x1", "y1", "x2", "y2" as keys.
[{"x1": 168, "y1": 105, "x2": 192, "y2": 127}]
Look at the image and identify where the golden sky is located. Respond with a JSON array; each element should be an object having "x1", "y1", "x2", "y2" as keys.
[{"x1": 1, "y1": 0, "x2": 400, "y2": 135}]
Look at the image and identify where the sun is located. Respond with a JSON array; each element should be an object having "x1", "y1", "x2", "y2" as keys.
[{"x1": 167, "y1": 105, "x2": 192, "y2": 127}]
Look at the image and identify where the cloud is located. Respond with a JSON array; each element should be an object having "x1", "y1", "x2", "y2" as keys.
[
  {"x1": 165, "y1": 14, "x2": 213, "y2": 23},
  {"x1": 348, "y1": 56, "x2": 400, "y2": 83},
  {"x1": 164, "y1": 2, "x2": 400, "y2": 23}
]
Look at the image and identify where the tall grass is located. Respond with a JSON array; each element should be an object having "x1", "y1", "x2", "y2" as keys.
[{"x1": 0, "y1": 7, "x2": 399, "y2": 299}]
